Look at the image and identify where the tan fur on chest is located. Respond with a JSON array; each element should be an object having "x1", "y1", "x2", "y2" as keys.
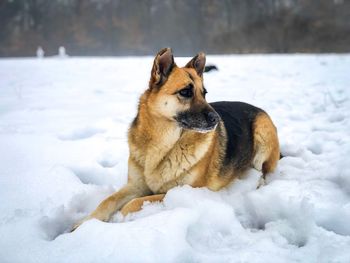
[{"x1": 130, "y1": 125, "x2": 215, "y2": 193}]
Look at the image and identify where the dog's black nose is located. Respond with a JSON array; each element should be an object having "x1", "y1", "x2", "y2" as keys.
[{"x1": 207, "y1": 112, "x2": 219, "y2": 125}]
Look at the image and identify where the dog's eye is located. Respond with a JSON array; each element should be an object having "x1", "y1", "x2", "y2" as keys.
[{"x1": 179, "y1": 85, "x2": 193, "y2": 98}]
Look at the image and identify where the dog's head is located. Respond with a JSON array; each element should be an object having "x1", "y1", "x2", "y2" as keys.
[{"x1": 146, "y1": 48, "x2": 219, "y2": 133}]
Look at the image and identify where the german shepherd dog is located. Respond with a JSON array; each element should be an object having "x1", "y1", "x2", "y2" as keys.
[{"x1": 73, "y1": 48, "x2": 280, "y2": 230}]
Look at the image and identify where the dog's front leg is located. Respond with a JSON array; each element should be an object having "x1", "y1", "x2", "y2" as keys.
[
  {"x1": 72, "y1": 183, "x2": 150, "y2": 231},
  {"x1": 120, "y1": 194, "x2": 165, "y2": 216}
]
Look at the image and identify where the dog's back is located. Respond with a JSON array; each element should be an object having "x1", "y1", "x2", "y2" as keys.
[
  {"x1": 211, "y1": 101, "x2": 279, "y2": 181},
  {"x1": 211, "y1": 101, "x2": 262, "y2": 171}
]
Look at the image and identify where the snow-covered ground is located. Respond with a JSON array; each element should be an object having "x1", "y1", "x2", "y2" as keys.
[{"x1": 0, "y1": 54, "x2": 349, "y2": 263}]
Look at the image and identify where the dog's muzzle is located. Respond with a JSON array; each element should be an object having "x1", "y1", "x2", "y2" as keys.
[{"x1": 175, "y1": 110, "x2": 220, "y2": 133}]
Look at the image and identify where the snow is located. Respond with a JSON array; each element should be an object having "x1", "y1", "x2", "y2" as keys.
[{"x1": 0, "y1": 54, "x2": 350, "y2": 262}]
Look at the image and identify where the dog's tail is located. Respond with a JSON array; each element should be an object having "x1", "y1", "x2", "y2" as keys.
[{"x1": 204, "y1": 65, "x2": 218, "y2": 73}]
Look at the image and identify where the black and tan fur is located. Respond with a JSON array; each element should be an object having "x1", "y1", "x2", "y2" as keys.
[{"x1": 73, "y1": 48, "x2": 280, "y2": 230}]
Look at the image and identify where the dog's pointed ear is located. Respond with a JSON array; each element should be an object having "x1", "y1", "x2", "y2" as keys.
[
  {"x1": 185, "y1": 52, "x2": 206, "y2": 77},
  {"x1": 150, "y1": 48, "x2": 175, "y2": 88}
]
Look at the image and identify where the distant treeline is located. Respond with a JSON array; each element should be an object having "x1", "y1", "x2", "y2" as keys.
[{"x1": 1, "y1": 0, "x2": 350, "y2": 57}]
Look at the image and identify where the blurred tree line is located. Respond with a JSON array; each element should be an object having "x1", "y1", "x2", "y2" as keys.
[{"x1": 0, "y1": 0, "x2": 349, "y2": 56}]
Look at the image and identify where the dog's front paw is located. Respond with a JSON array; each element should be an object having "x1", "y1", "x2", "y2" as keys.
[
  {"x1": 71, "y1": 212, "x2": 111, "y2": 232},
  {"x1": 71, "y1": 219, "x2": 86, "y2": 232},
  {"x1": 71, "y1": 222, "x2": 81, "y2": 232},
  {"x1": 71, "y1": 215, "x2": 93, "y2": 232}
]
